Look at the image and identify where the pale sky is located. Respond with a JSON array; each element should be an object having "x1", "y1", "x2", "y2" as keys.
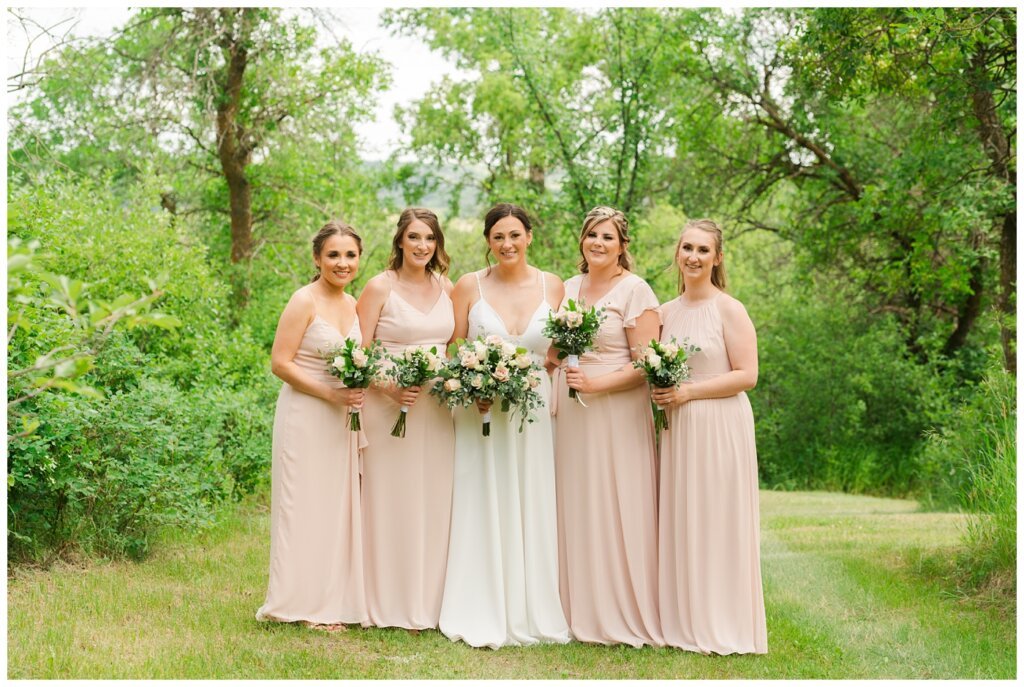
[{"x1": 5, "y1": 6, "x2": 459, "y2": 160}]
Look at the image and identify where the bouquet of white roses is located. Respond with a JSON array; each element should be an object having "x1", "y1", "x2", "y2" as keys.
[
  {"x1": 431, "y1": 335, "x2": 544, "y2": 436},
  {"x1": 322, "y1": 338, "x2": 385, "y2": 431},
  {"x1": 632, "y1": 337, "x2": 699, "y2": 431},
  {"x1": 542, "y1": 298, "x2": 606, "y2": 403},
  {"x1": 386, "y1": 345, "x2": 445, "y2": 438}
]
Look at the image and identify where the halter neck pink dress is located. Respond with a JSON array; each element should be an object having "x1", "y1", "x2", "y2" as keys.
[{"x1": 658, "y1": 293, "x2": 767, "y2": 654}]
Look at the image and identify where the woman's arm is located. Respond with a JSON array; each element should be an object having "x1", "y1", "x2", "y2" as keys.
[
  {"x1": 270, "y1": 289, "x2": 364, "y2": 408},
  {"x1": 651, "y1": 296, "x2": 757, "y2": 407},
  {"x1": 564, "y1": 309, "x2": 658, "y2": 394},
  {"x1": 449, "y1": 273, "x2": 476, "y2": 345}
]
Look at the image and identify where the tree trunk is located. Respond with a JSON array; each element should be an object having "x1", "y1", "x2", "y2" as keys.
[
  {"x1": 969, "y1": 50, "x2": 1016, "y2": 372},
  {"x1": 215, "y1": 10, "x2": 254, "y2": 267}
]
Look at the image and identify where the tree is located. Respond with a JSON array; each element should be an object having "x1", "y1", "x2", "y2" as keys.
[
  {"x1": 671, "y1": 7, "x2": 1010, "y2": 366},
  {"x1": 9, "y1": 7, "x2": 390, "y2": 306}
]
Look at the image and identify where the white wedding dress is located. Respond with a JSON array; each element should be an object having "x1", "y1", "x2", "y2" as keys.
[{"x1": 438, "y1": 269, "x2": 570, "y2": 649}]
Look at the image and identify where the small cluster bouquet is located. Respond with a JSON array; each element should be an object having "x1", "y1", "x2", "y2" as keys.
[
  {"x1": 431, "y1": 335, "x2": 545, "y2": 436},
  {"x1": 323, "y1": 338, "x2": 385, "y2": 430},
  {"x1": 386, "y1": 345, "x2": 445, "y2": 438},
  {"x1": 542, "y1": 298, "x2": 606, "y2": 403},
  {"x1": 632, "y1": 337, "x2": 699, "y2": 431}
]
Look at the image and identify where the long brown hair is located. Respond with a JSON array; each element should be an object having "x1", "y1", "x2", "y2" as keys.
[
  {"x1": 577, "y1": 206, "x2": 634, "y2": 274},
  {"x1": 311, "y1": 219, "x2": 362, "y2": 283},
  {"x1": 675, "y1": 218, "x2": 727, "y2": 293},
  {"x1": 388, "y1": 207, "x2": 450, "y2": 276}
]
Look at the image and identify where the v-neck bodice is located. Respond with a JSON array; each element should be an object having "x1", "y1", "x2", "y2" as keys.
[
  {"x1": 468, "y1": 269, "x2": 552, "y2": 362},
  {"x1": 374, "y1": 278, "x2": 455, "y2": 355}
]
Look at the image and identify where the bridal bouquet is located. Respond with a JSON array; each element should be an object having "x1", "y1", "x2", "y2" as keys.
[
  {"x1": 542, "y1": 298, "x2": 606, "y2": 403},
  {"x1": 323, "y1": 338, "x2": 385, "y2": 431},
  {"x1": 431, "y1": 335, "x2": 545, "y2": 436},
  {"x1": 632, "y1": 337, "x2": 699, "y2": 431},
  {"x1": 386, "y1": 345, "x2": 445, "y2": 438}
]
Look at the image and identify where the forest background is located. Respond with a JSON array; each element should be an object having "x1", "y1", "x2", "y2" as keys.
[{"x1": 5, "y1": 6, "x2": 1016, "y2": 601}]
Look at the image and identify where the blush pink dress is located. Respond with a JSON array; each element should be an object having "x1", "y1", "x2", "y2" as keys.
[
  {"x1": 361, "y1": 275, "x2": 455, "y2": 630},
  {"x1": 256, "y1": 312, "x2": 367, "y2": 625},
  {"x1": 658, "y1": 294, "x2": 768, "y2": 654},
  {"x1": 552, "y1": 273, "x2": 663, "y2": 647}
]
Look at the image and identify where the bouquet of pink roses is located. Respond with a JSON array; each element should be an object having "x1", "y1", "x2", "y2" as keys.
[
  {"x1": 632, "y1": 337, "x2": 699, "y2": 431},
  {"x1": 542, "y1": 298, "x2": 606, "y2": 403},
  {"x1": 385, "y1": 345, "x2": 445, "y2": 438},
  {"x1": 323, "y1": 338, "x2": 385, "y2": 430}
]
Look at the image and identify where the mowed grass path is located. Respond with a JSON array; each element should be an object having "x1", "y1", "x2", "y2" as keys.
[{"x1": 8, "y1": 491, "x2": 1015, "y2": 679}]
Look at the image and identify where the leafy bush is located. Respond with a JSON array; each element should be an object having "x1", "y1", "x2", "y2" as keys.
[
  {"x1": 7, "y1": 173, "x2": 275, "y2": 563},
  {"x1": 917, "y1": 368, "x2": 1015, "y2": 583},
  {"x1": 752, "y1": 288, "x2": 951, "y2": 494}
]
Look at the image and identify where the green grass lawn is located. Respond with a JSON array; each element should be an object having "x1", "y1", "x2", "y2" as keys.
[{"x1": 7, "y1": 490, "x2": 1015, "y2": 679}]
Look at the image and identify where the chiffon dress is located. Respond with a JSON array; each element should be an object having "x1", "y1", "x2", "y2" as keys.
[
  {"x1": 256, "y1": 313, "x2": 368, "y2": 625},
  {"x1": 361, "y1": 275, "x2": 456, "y2": 629},
  {"x1": 438, "y1": 269, "x2": 570, "y2": 649},
  {"x1": 552, "y1": 273, "x2": 663, "y2": 647},
  {"x1": 658, "y1": 294, "x2": 768, "y2": 654}
]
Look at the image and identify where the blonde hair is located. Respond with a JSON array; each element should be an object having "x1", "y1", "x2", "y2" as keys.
[
  {"x1": 577, "y1": 206, "x2": 633, "y2": 274},
  {"x1": 675, "y1": 218, "x2": 727, "y2": 293}
]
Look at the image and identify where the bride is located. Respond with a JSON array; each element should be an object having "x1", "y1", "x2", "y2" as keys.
[{"x1": 438, "y1": 202, "x2": 570, "y2": 649}]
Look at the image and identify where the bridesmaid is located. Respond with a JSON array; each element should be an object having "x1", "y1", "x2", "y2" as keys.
[
  {"x1": 652, "y1": 218, "x2": 768, "y2": 654},
  {"x1": 356, "y1": 208, "x2": 456, "y2": 631},
  {"x1": 257, "y1": 220, "x2": 368, "y2": 630},
  {"x1": 553, "y1": 206, "x2": 663, "y2": 647}
]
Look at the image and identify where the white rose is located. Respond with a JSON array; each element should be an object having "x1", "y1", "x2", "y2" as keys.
[
  {"x1": 493, "y1": 364, "x2": 511, "y2": 383},
  {"x1": 443, "y1": 378, "x2": 461, "y2": 392},
  {"x1": 565, "y1": 311, "x2": 584, "y2": 328},
  {"x1": 459, "y1": 351, "x2": 479, "y2": 369},
  {"x1": 427, "y1": 355, "x2": 443, "y2": 372},
  {"x1": 470, "y1": 374, "x2": 484, "y2": 389},
  {"x1": 332, "y1": 356, "x2": 346, "y2": 371},
  {"x1": 645, "y1": 349, "x2": 662, "y2": 369},
  {"x1": 351, "y1": 348, "x2": 369, "y2": 368},
  {"x1": 501, "y1": 341, "x2": 517, "y2": 358},
  {"x1": 485, "y1": 334, "x2": 504, "y2": 347},
  {"x1": 473, "y1": 340, "x2": 488, "y2": 359},
  {"x1": 514, "y1": 354, "x2": 533, "y2": 369},
  {"x1": 662, "y1": 343, "x2": 679, "y2": 358},
  {"x1": 554, "y1": 311, "x2": 568, "y2": 325}
]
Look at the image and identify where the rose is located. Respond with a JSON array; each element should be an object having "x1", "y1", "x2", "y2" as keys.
[
  {"x1": 485, "y1": 334, "x2": 505, "y2": 347},
  {"x1": 565, "y1": 310, "x2": 584, "y2": 328},
  {"x1": 528, "y1": 371, "x2": 542, "y2": 388},
  {"x1": 351, "y1": 348, "x2": 369, "y2": 368},
  {"x1": 443, "y1": 378, "x2": 462, "y2": 392},
  {"x1": 661, "y1": 343, "x2": 679, "y2": 358},
  {"x1": 501, "y1": 341, "x2": 517, "y2": 358},
  {"x1": 492, "y1": 363, "x2": 511, "y2": 383},
  {"x1": 473, "y1": 340, "x2": 488, "y2": 359},
  {"x1": 427, "y1": 354, "x2": 443, "y2": 372},
  {"x1": 645, "y1": 349, "x2": 662, "y2": 368},
  {"x1": 514, "y1": 354, "x2": 533, "y2": 369},
  {"x1": 459, "y1": 351, "x2": 479, "y2": 369},
  {"x1": 332, "y1": 356, "x2": 346, "y2": 371},
  {"x1": 471, "y1": 374, "x2": 484, "y2": 389}
]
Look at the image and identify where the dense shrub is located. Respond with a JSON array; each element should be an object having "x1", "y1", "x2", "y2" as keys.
[
  {"x1": 917, "y1": 368, "x2": 1015, "y2": 581},
  {"x1": 7, "y1": 174, "x2": 275, "y2": 563}
]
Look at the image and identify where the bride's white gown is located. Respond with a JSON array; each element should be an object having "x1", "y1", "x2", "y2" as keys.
[{"x1": 439, "y1": 270, "x2": 570, "y2": 649}]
